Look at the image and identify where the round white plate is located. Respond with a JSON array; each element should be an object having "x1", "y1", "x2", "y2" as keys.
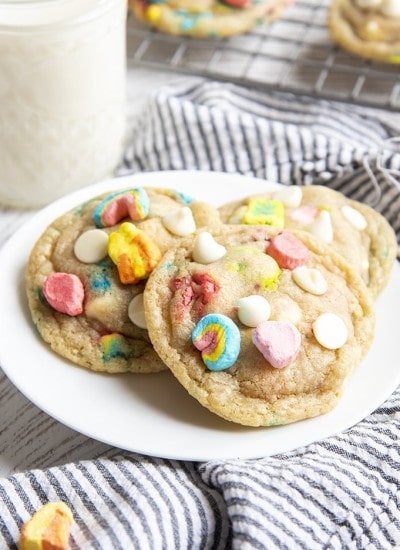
[{"x1": 0, "y1": 170, "x2": 399, "y2": 461}]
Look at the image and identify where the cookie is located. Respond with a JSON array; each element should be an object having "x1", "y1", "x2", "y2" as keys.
[
  {"x1": 26, "y1": 186, "x2": 221, "y2": 374},
  {"x1": 143, "y1": 225, "x2": 375, "y2": 426},
  {"x1": 328, "y1": 0, "x2": 400, "y2": 63},
  {"x1": 129, "y1": 0, "x2": 292, "y2": 38},
  {"x1": 219, "y1": 185, "x2": 397, "y2": 298}
]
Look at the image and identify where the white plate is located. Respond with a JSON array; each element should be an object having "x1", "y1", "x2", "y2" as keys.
[{"x1": 0, "y1": 170, "x2": 399, "y2": 461}]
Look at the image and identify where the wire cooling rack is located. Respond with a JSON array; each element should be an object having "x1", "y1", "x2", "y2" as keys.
[{"x1": 126, "y1": 0, "x2": 400, "y2": 111}]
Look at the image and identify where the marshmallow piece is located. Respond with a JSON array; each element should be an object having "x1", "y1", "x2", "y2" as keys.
[
  {"x1": 306, "y1": 210, "x2": 333, "y2": 243},
  {"x1": 19, "y1": 501, "x2": 74, "y2": 550},
  {"x1": 74, "y1": 229, "x2": 109, "y2": 264},
  {"x1": 162, "y1": 207, "x2": 196, "y2": 236},
  {"x1": 237, "y1": 295, "x2": 271, "y2": 327},
  {"x1": 224, "y1": 0, "x2": 252, "y2": 6},
  {"x1": 192, "y1": 232, "x2": 226, "y2": 264},
  {"x1": 94, "y1": 188, "x2": 150, "y2": 228},
  {"x1": 288, "y1": 205, "x2": 318, "y2": 225},
  {"x1": 43, "y1": 272, "x2": 85, "y2": 316},
  {"x1": 312, "y1": 312, "x2": 348, "y2": 350},
  {"x1": 292, "y1": 266, "x2": 328, "y2": 295},
  {"x1": 128, "y1": 293, "x2": 147, "y2": 329},
  {"x1": 381, "y1": 0, "x2": 400, "y2": 16},
  {"x1": 267, "y1": 231, "x2": 310, "y2": 270},
  {"x1": 253, "y1": 320, "x2": 301, "y2": 369},
  {"x1": 108, "y1": 222, "x2": 162, "y2": 284},
  {"x1": 341, "y1": 205, "x2": 367, "y2": 230},
  {"x1": 273, "y1": 186, "x2": 303, "y2": 208},
  {"x1": 242, "y1": 198, "x2": 284, "y2": 228},
  {"x1": 192, "y1": 313, "x2": 241, "y2": 371}
]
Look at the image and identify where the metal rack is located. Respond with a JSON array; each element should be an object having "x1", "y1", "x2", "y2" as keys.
[{"x1": 127, "y1": 0, "x2": 400, "y2": 111}]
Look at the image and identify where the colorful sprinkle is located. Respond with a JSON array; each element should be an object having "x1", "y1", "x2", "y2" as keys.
[
  {"x1": 100, "y1": 333, "x2": 134, "y2": 362},
  {"x1": 192, "y1": 313, "x2": 241, "y2": 371},
  {"x1": 90, "y1": 270, "x2": 111, "y2": 292}
]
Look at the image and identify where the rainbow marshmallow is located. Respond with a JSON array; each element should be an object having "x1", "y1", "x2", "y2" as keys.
[
  {"x1": 94, "y1": 188, "x2": 150, "y2": 228},
  {"x1": 192, "y1": 313, "x2": 240, "y2": 371}
]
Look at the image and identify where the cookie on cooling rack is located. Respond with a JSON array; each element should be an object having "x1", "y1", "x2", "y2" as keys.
[
  {"x1": 26, "y1": 186, "x2": 221, "y2": 374},
  {"x1": 218, "y1": 185, "x2": 397, "y2": 298},
  {"x1": 328, "y1": 0, "x2": 400, "y2": 63},
  {"x1": 143, "y1": 224, "x2": 375, "y2": 426},
  {"x1": 129, "y1": 0, "x2": 293, "y2": 38}
]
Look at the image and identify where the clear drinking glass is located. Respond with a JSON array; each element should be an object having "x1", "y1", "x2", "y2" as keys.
[{"x1": 0, "y1": 0, "x2": 127, "y2": 208}]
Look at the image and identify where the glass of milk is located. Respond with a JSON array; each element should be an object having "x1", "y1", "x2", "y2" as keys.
[{"x1": 0, "y1": 0, "x2": 127, "y2": 208}]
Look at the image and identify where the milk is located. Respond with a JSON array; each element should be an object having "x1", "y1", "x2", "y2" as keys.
[{"x1": 0, "y1": 0, "x2": 127, "y2": 208}]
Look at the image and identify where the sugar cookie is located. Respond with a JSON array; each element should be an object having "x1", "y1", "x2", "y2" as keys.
[{"x1": 144, "y1": 225, "x2": 374, "y2": 426}]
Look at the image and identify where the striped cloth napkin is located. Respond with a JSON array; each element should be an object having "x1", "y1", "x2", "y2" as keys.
[{"x1": 1, "y1": 79, "x2": 399, "y2": 549}]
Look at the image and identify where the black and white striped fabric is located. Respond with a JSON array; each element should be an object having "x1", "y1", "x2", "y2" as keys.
[{"x1": 1, "y1": 79, "x2": 399, "y2": 549}]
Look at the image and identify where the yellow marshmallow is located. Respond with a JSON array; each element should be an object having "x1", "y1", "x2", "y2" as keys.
[{"x1": 108, "y1": 222, "x2": 162, "y2": 284}]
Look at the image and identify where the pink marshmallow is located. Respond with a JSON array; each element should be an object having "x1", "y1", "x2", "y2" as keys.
[
  {"x1": 253, "y1": 320, "x2": 301, "y2": 369},
  {"x1": 288, "y1": 205, "x2": 318, "y2": 225},
  {"x1": 267, "y1": 231, "x2": 310, "y2": 270},
  {"x1": 43, "y1": 272, "x2": 85, "y2": 316},
  {"x1": 224, "y1": 0, "x2": 252, "y2": 6}
]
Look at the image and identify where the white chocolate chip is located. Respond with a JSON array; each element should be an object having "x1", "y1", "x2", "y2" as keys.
[
  {"x1": 237, "y1": 295, "x2": 271, "y2": 327},
  {"x1": 292, "y1": 266, "x2": 328, "y2": 295},
  {"x1": 381, "y1": 0, "x2": 400, "y2": 16},
  {"x1": 74, "y1": 229, "x2": 109, "y2": 264},
  {"x1": 306, "y1": 210, "x2": 333, "y2": 243},
  {"x1": 162, "y1": 207, "x2": 196, "y2": 236},
  {"x1": 192, "y1": 232, "x2": 226, "y2": 264},
  {"x1": 273, "y1": 186, "x2": 303, "y2": 208},
  {"x1": 312, "y1": 313, "x2": 348, "y2": 350},
  {"x1": 341, "y1": 205, "x2": 367, "y2": 230},
  {"x1": 128, "y1": 293, "x2": 147, "y2": 329}
]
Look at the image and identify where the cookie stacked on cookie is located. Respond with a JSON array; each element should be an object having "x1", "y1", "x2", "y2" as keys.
[
  {"x1": 143, "y1": 224, "x2": 375, "y2": 426},
  {"x1": 26, "y1": 181, "x2": 397, "y2": 427}
]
